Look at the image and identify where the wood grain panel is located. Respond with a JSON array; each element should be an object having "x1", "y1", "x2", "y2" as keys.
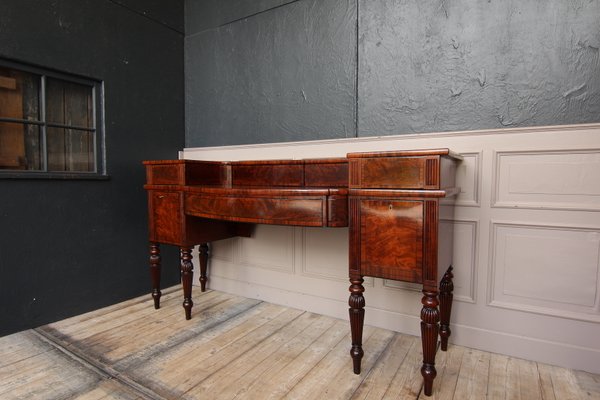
[
  {"x1": 356, "y1": 157, "x2": 426, "y2": 189},
  {"x1": 150, "y1": 191, "x2": 182, "y2": 244},
  {"x1": 145, "y1": 160, "x2": 230, "y2": 186},
  {"x1": 0, "y1": 71, "x2": 26, "y2": 168},
  {"x1": 327, "y1": 195, "x2": 349, "y2": 227},
  {"x1": 232, "y1": 160, "x2": 304, "y2": 186},
  {"x1": 147, "y1": 163, "x2": 181, "y2": 185},
  {"x1": 185, "y1": 193, "x2": 326, "y2": 226},
  {"x1": 359, "y1": 199, "x2": 423, "y2": 282},
  {"x1": 185, "y1": 161, "x2": 231, "y2": 186},
  {"x1": 304, "y1": 159, "x2": 348, "y2": 187}
]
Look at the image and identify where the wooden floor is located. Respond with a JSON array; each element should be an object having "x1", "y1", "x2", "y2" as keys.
[{"x1": 1, "y1": 287, "x2": 599, "y2": 400}]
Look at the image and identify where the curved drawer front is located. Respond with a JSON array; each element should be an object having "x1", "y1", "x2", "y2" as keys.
[{"x1": 185, "y1": 193, "x2": 327, "y2": 227}]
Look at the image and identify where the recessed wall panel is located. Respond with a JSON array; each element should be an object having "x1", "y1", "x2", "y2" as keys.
[
  {"x1": 491, "y1": 223, "x2": 600, "y2": 318},
  {"x1": 494, "y1": 150, "x2": 600, "y2": 211},
  {"x1": 302, "y1": 227, "x2": 349, "y2": 281},
  {"x1": 210, "y1": 237, "x2": 237, "y2": 263},
  {"x1": 238, "y1": 225, "x2": 295, "y2": 273}
]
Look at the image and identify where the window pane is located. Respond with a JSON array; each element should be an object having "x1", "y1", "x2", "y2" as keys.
[
  {"x1": 46, "y1": 78, "x2": 93, "y2": 128},
  {"x1": 47, "y1": 127, "x2": 94, "y2": 172},
  {"x1": 0, "y1": 121, "x2": 41, "y2": 170},
  {"x1": 0, "y1": 67, "x2": 40, "y2": 121}
]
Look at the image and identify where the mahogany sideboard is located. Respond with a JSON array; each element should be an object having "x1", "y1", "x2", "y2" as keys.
[{"x1": 143, "y1": 149, "x2": 462, "y2": 396}]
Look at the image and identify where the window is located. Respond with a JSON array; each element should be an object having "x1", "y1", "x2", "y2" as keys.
[{"x1": 0, "y1": 59, "x2": 105, "y2": 178}]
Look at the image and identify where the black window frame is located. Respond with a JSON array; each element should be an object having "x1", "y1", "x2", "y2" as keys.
[{"x1": 0, "y1": 58, "x2": 106, "y2": 180}]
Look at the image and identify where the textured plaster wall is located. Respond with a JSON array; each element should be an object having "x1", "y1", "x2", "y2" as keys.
[
  {"x1": 185, "y1": 0, "x2": 600, "y2": 147},
  {"x1": 359, "y1": 0, "x2": 600, "y2": 136},
  {"x1": 185, "y1": 0, "x2": 357, "y2": 146}
]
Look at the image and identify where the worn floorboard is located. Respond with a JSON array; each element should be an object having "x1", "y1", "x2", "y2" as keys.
[{"x1": 1, "y1": 287, "x2": 598, "y2": 400}]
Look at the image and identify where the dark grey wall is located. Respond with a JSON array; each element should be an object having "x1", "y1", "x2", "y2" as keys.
[
  {"x1": 185, "y1": 0, "x2": 357, "y2": 147},
  {"x1": 0, "y1": 0, "x2": 184, "y2": 336},
  {"x1": 359, "y1": 0, "x2": 600, "y2": 136},
  {"x1": 185, "y1": 0, "x2": 600, "y2": 147}
]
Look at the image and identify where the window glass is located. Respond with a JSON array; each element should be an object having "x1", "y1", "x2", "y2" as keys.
[
  {"x1": 0, "y1": 121, "x2": 41, "y2": 170},
  {"x1": 47, "y1": 127, "x2": 95, "y2": 172},
  {"x1": 0, "y1": 60, "x2": 103, "y2": 177},
  {"x1": 0, "y1": 67, "x2": 40, "y2": 121},
  {"x1": 46, "y1": 78, "x2": 94, "y2": 129}
]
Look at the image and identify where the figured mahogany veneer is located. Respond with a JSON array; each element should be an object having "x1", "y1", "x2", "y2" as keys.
[
  {"x1": 184, "y1": 187, "x2": 348, "y2": 227},
  {"x1": 143, "y1": 149, "x2": 461, "y2": 397}
]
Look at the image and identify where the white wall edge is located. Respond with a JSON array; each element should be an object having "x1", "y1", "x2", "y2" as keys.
[{"x1": 184, "y1": 123, "x2": 600, "y2": 154}]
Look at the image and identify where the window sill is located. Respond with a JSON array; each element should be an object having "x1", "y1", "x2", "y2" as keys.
[{"x1": 0, "y1": 172, "x2": 110, "y2": 180}]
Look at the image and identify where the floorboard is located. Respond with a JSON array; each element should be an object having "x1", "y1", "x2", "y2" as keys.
[{"x1": 1, "y1": 287, "x2": 598, "y2": 400}]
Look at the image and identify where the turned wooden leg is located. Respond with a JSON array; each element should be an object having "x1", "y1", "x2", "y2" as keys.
[
  {"x1": 198, "y1": 243, "x2": 209, "y2": 292},
  {"x1": 439, "y1": 266, "x2": 454, "y2": 351},
  {"x1": 349, "y1": 276, "x2": 365, "y2": 374},
  {"x1": 180, "y1": 247, "x2": 194, "y2": 320},
  {"x1": 421, "y1": 290, "x2": 440, "y2": 397},
  {"x1": 149, "y1": 243, "x2": 161, "y2": 309}
]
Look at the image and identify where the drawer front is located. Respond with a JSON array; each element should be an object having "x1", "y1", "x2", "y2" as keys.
[
  {"x1": 232, "y1": 164, "x2": 304, "y2": 187},
  {"x1": 185, "y1": 194, "x2": 326, "y2": 226},
  {"x1": 359, "y1": 199, "x2": 423, "y2": 282},
  {"x1": 147, "y1": 164, "x2": 181, "y2": 185},
  {"x1": 350, "y1": 156, "x2": 440, "y2": 189},
  {"x1": 150, "y1": 191, "x2": 182, "y2": 244},
  {"x1": 305, "y1": 162, "x2": 349, "y2": 187}
]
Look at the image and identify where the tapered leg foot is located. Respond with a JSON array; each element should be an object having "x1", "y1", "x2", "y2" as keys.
[
  {"x1": 199, "y1": 243, "x2": 209, "y2": 292},
  {"x1": 348, "y1": 276, "x2": 365, "y2": 374},
  {"x1": 421, "y1": 290, "x2": 440, "y2": 397},
  {"x1": 149, "y1": 243, "x2": 161, "y2": 309},
  {"x1": 180, "y1": 247, "x2": 194, "y2": 320},
  {"x1": 439, "y1": 266, "x2": 454, "y2": 351}
]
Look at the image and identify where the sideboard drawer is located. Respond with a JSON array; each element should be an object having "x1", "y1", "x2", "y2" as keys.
[
  {"x1": 352, "y1": 157, "x2": 428, "y2": 189},
  {"x1": 185, "y1": 193, "x2": 327, "y2": 226},
  {"x1": 348, "y1": 149, "x2": 462, "y2": 190},
  {"x1": 148, "y1": 164, "x2": 181, "y2": 185}
]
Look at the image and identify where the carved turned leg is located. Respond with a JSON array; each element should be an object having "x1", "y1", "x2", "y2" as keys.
[
  {"x1": 149, "y1": 243, "x2": 161, "y2": 309},
  {"x1": 198, "y1": 243, "x2": 209, "y2": 292},
  {"x1": 421, "y1": 290, "x2": 440, "y2": 397},
  {"x1": 180, "y1": 247, "x2": 194, "y2": 320},
  {"x1": 348, "y1": 276, "x2": 365, "y2": 374},
  {"x1": 439, "y1": 266, "x2": 454, "y2": 351}
]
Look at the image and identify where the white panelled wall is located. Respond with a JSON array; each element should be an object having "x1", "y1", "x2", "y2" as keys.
[{"x1": 182, "y1": 124, "x2": 600, "y2": 374}]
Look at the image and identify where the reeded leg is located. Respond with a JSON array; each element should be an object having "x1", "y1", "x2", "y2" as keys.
[
  {"x1": 180, "y1": 247, "x2": 194, "y2": 320},
  {"x1": 198, "y1": 243, "x2": 209, "y2": 292},
  {"x1": 439, "y1": 266, "x2": 454, "y2": 351},
  {"x1": 149, "y1": 243, "x2": 161, "y2": 309},
  {"x1": 421, "y1": 290, "x2": 440, "y2": 397},
  {"x1": 348, "y1": 276, "x2": 365, "y2": 374}
]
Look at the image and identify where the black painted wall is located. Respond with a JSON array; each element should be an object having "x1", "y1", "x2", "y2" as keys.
[
  {"x1": 185, "y1": 0, "x2": 600, "y2": 147},
  {"x1": 0, "y1": 0, "x2": 184, "y2": 336}
]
